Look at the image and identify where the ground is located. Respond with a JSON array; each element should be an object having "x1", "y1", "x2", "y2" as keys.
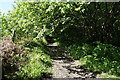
[{"x1": 46, "y1": 45, "x2": 97, "y2": 79}]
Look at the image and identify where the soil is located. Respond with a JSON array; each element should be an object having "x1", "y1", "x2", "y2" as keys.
[{"x1": 46, "y1": 45, "x2": 97, "y2": 79}]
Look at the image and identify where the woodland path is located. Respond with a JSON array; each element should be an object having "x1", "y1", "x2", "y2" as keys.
[{"x1": 46, "y1": 44, "x2": 97, "y2": 79}]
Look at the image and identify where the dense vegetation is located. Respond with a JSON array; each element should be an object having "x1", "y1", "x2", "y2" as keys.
[
  {"x1": 0, "y1": 1, "x2": 120, "y2": 79},
  {"x1": 1, "y1": 5, "x2": 52, "y2": 79},
  {"x1": 0, "y1": 37, "x2": 51, "y2": 80},
  {"x1": 65, "y1": 42, "x2": 120, "y2": 75}
]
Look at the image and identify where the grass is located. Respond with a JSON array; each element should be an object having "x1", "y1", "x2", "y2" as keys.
[
  {"x1": 97, "y1": 73, "x2": 120, "y2": 79},
  {"x1": 76, "y1": 59, "x2": 120, "y2": 79}
]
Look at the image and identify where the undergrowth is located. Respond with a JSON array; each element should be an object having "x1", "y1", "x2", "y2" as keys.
[
  {"x1": 65, "y1": 41, "x2": 120, "y2": 77},
  {"x1": 0, "y1": 37, "x2": 51, "y2": 80}
]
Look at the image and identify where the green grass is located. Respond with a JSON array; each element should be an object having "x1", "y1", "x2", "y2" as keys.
[
  {"x1": 77, "y1": 59, "x2": 120, "y2": 79},
  {"x1": 97, "y1": 73, "x2": 120, "y2": 79},
  {"x1": 65, "y1": 42, "x2": 120, "y2": 77}
]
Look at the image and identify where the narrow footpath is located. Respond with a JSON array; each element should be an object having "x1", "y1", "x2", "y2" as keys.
[{"x1": 46, "y1": 45, "x2": 96, "y2": 78}]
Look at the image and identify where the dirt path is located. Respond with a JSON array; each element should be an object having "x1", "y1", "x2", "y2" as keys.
[{"x1": 47, "y1": 45, "x2": 96, "y2": 78}]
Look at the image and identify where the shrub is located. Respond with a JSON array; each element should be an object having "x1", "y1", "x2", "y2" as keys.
[
  {"x1": 83, "y1": 43, "x2": 120, "y2": 75},
  {"x1": 65, "y1": 43, "x2": 93, "y2": 59},
  {"x1": 0, "y1": 37, "x2": 51, "y2": 80},
  {"x1": 18, "y1": 47, "x2": 51, "y2": 80},
  {"x1": 65, "y1": 42, "x2": 120, "y2": 76},
  {"x1": 0, "y1": 37, "x2": 26, "y2": 79}
]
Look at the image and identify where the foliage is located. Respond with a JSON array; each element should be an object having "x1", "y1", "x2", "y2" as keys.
[
  {"x1": 18, "y1": 47, "x2": 51, "y2": 80},
  {"x1": 0, "y1": 37, "x2": 51, "y2": 80},
  {"x1": 0, "y1": 14, "x2": 11, "y2": 37},
  {"x1": 0, "y1": 37, "x2": 26, "y2": 79},
  {"x1": 65, "y1": 42, "x2": 120, "y2": 76},
  {"x1": 1, "y1": 2, "x2": 86, "y2": 43},
  {"x1": 1, "y1": 2, "x2": 120, "y2": 78},
  {"x1": 2, "y1": 2, "x2": 120, "y2": 45},
  {"x1": 65, "y1": 43, "x2": 93, "y2": 59}
]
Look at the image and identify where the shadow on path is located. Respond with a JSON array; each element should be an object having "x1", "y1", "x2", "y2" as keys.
[{"x1": 45, "y1": 45, "x2": 97, "y2": 78}]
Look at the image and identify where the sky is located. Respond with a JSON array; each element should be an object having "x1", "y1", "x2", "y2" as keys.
[{"x1": 0, "y1": 0, "x2": 15, "y2": 13}]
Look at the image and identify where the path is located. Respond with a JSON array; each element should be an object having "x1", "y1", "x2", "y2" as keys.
[{"x1": 46, "y1": 44, "x2": 96, "y2": 78}]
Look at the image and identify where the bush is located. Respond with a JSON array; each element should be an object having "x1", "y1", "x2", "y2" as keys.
[
  {"x1": 65, "y1": 42, "x2": 120, "y2": 76},
  {"x1": 0, "y1": 37, "x2": 51, "y2": 80},
  {"x1": 65, "y1": 43, "x2": 93, "y2": 59},
  {"x1": 84, "y1": 43, "x2": 120, "y2": 75},
  {"x1": 0, "y1": 37, "x2": 26, "y2": 79},
  {"x1": 18, "y1": 47, "x2": 51, "y2": 80}
]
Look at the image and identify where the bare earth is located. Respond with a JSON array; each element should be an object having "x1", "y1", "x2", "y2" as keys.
[{"x1": 47, "y1": 45, "x2": 96, "y2": 78}]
